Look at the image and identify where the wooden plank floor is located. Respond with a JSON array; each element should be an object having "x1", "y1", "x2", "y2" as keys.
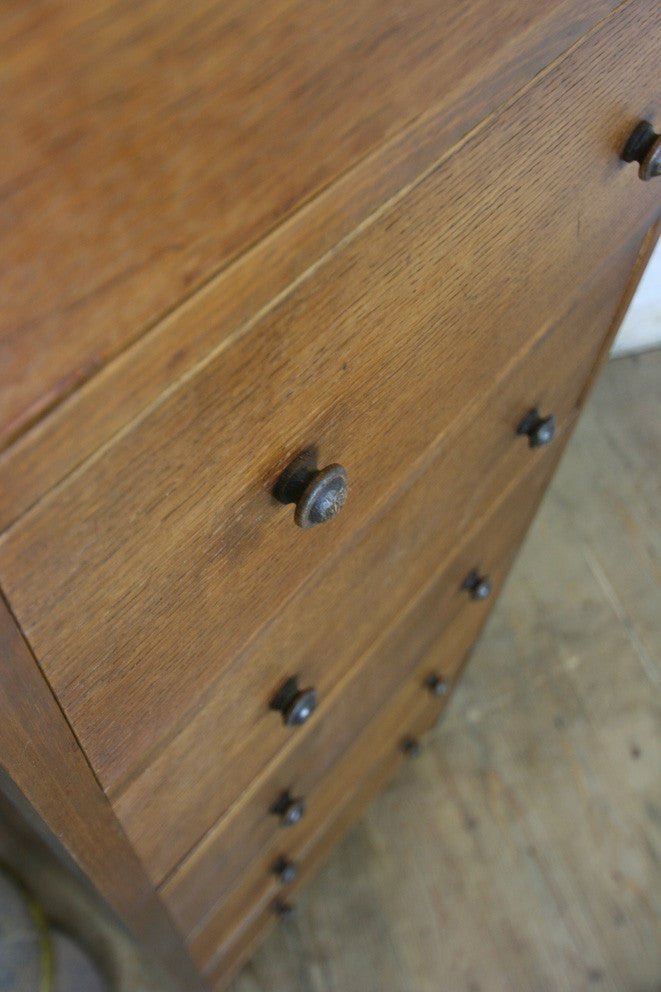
[{"x1": 229, "y1": 349, "x2": 661, "y2": 992}]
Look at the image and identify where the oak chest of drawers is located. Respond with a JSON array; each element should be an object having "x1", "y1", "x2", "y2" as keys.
[{"x1": 1, "y1": 1, "x2": 660, "y2": 988}]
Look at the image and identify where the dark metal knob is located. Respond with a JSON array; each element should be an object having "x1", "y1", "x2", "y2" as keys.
[
  {"x1": 270, "y1": 790, "x2": 306, "y2": 827},
  {"x1": 273, "y1": 448, "x2": 347, "y2": 529},
  {"x1": 463, "y1": 569, "x2": 492, "y2": 601},
  {"x1": 270, "y1": 677, "x2": 317, "y2": 728},
  {"x1": 517, "y1": 408, "x2": 556, "y2": 448},
  {"x1": 274, "y1": 900, "x2": 296, "y2": 920},
  {"x1": 272, "y1": 857, "x2": 298, "y2": 885},
  {"x1": 402, "y1": 737, "x2": 421, "y2": 758},
  {"x1": 425, "y1": 673, "x2": 449, "y2": 697},
  {"x1": 621, "y1": 120, "x2": 661, "y2": 181}
]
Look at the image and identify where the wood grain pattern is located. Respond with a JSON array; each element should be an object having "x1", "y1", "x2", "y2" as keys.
[
  {"x1": 2, "y1": 5, "x2": 659, "y2": 989},
  {"x1": 111, "y1": 230, "x2": 642, "y2": 881},
  {"x1": 201, "y1": 683, "x2": 448, "y2": 989},
  {"x1": 226, "y1": 350, "x2": 661, "y2": 992},
  {"x1": 160, "y1": 433, "x2": 572, "y2": 941},
  {"x1": 1, "y1": 0, "x2": 659, "y2": 807},
  {"x1": 0, "y1": 0, "x2": 620, "y2": 460},
  {"x1": 195, "y1": 668, "x2": 447, "y2": 978},
  {"x1": 203, "y1": 219, "x2": 661, "y2": 990},
  {"x1": 200, "y1": 407, "x2": 584, "y2": 988},
  {"x1": 0, "y1": 597, "x2": 203, "y2": 992}
]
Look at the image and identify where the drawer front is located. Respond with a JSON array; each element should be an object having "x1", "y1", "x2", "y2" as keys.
[
  {"x1": 2, "y1": 0, "x2": 618, "y2": 458},
  {"x1": 197, "y1": 666, "x2": 446, "y2": 981},
  {"x1": 112, "y1": 234, "x2": 642, "y2": 881},
  {"x1": 199, "y1": 681, "x2": 447, "y2": 987},
  {"x1": 160, "y1": 439, "x2": 570, "y2": 939},
  {"x1": 1, "y1": 0, "x2": 659, "y2": 796}
]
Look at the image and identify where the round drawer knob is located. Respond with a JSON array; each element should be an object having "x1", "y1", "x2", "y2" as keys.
[
  {"x1": 270, "y1": 677, "x2": 317, "y2": 728},
  {"x1": 274, "y1": 900, "x2": 296, "y2": 920},
  {"x1": 402, "y1": 737, "x2": 421, "y2": 758},
  {"x1": 463, "y1": 569, "x2": 492, "y2": 601},
  {"x1": 621, "y1": 120, "x2": 661, "y2": 181},
  {"x1": 517, "y1": 408, "x2": 556, "y2": 448},
  {"x1": 271, "y1": 790, "x2": 306, "y2": 827},
  {"x1": 425, "y1": 673, "x2": 449, "y2": 697},
  {"x1": 274, "y1": 449, "x2": 347, "y2": 529},
  {"x1": 272, "y1": 857, "x2": 298, "y2": 885}
]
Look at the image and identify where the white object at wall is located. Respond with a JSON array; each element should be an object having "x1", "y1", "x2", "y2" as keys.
[{"x1": 612, "y1": 238, "x2": 661, "y2": 355}]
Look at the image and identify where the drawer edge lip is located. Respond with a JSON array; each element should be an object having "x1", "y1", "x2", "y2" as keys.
[
  {"x1": 155, "y1": 415, "x2": 575, "y2": 913},
  {"x1": 191, "y1": 645, "x2": 460, "y2": 973},
  {"x1": 104, "y1": 216, "x2": 651, "y2": 812},
  {"x1": 197, "y1": 723, "x2": 414, "y2": 978},
  {"x1": 0, "y1": 0, "x2": 631, "y2": 533}
]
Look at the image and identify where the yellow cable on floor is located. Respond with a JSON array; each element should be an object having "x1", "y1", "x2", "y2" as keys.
[{"x1": 26, "y1": 894, "x2": 53, "y2": 992}]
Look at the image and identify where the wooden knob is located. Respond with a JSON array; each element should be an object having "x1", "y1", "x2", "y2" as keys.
[
  {"x1": 273, "y1": 449, "x2": 347, "y2": 528},
  {"x1": 270, "y1": 790, "x2": 306, "y2": 827},
  {"x1": 621, "y1": 120, "x2": 661, "y2": 181},
  {"x1": 463, "y1": 569, "x2": 492, "y2": 601},
  {"x1": 517, "y1": 408, "x2": 556, "y2": 448},
  {"x1": 402, "y1": 737, "x2": 422, "y2": 758},
  {"x1": 274, "y1": 900, "x2": 296, "y2": 920},
  {"x1": 272, "y1": 857, "x2": 298, "y2": 885},
  {"x1": 425, "y1": 673, "x2": 449, "y2": 697},
  {"x1": 270, "y1": 677, "x2": 317, "y2": 728}
]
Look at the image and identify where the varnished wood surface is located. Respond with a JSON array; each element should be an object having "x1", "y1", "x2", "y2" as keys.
[
  {"x1": 225, "y1": 348, "x2": 661, "y2": 992},
  {"x1": 201, "y1": 217, "x2": 661, "y2": 989},
  {"x1": 197, "y1": 398, "x2": 584, "y2": 986},
  {"x1": 0, "y1": 0, "x2": 620, "y2": 459},
  {"x1": 0, "y1": 598, "x2": 203, "y2": 992},
  {"x1": 203, "y1": 686, "x2": 450, "y2": 989},
  {"x1": 161, "y1": 439, "x2": 570, "y2": 938},
  {"x1": 196, "y1": 663, "x2": 449, "y2": 978},
  {"x1": 1, "y1": 0, "x2": 659, "y2": 805},
  {"x1": 111, "y1": 231, "x2": 639, "y2": 879}
]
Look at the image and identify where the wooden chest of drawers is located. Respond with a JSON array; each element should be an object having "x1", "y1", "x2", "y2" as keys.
[{"x1": 1, "y1": 1, "x2": 660, "y2": 988}]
